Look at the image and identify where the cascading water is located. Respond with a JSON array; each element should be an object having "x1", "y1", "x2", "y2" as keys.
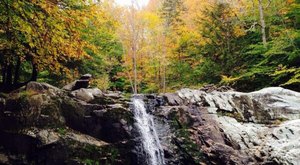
[{"x1": 132, "y1": 98, "x2": 165, "y2": 165}]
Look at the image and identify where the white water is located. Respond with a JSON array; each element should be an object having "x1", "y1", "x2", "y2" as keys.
[{"x1": 132, "y1": 98, "x2": 165, "y2": 165}]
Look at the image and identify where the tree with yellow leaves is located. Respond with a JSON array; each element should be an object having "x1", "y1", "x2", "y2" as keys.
[{"x1": 0, "y1": 0, "x2": 123, "y2": 92}]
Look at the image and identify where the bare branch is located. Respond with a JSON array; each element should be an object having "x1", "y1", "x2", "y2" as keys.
[
  {"x1": 265, "y1": 0, "x2": 271, "y2": 9},
  {"x1": 245, "y1": 22, "x2": 258, "y2": 32}
]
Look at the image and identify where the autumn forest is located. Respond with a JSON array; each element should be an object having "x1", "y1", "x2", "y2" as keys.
[{"x1": 0, "y1": 0, "x2": 299, "y2": 93}]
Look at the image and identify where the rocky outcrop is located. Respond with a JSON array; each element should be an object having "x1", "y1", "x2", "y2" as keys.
[
  {"x1": 1, "y1": 82, "x2": 300, "y2": 165},
  {"x1": 176, "y1": 87, "x2": 300, "y2": 122},
  {"x1": 0, "y1": 81, "x2": 135, "y2": 165},
  {"x1": 143, "y1": 86, "x2": 300, "y2": 165}
]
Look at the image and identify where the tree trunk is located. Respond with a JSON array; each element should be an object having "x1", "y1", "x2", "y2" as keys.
[
  {"x1": 13, "y1": 57, "x2": 21, "y2": 85},
  {"x1": 31, "y1": 63, "x2": 38, "y2": 81},
  {"x1": 163, "y1": 63, "x2": 166, "y2": 93},
  {"x1": 162, "y1": 44, "x2": 166, "y2": 93},
  {"x1": 258, "y1": 0, "x2": 267, "y2": 47},
  {"x1": 162, "y1": 27, "x2": 168, "y2": 94},
  {"x1": 1, "y1": 65, "x2": 7, "y2": 85},
  {"x1": 158, "y1": 60, "x2": 162, "y2": 92},
  {"x1": 133, "y1": 46, "x2": 137, "y2": 94},
  {"x1": 6, "y1": 63, "x2": 12, "y2": 86},
  {"x1": 131, "y1": 0, "x2": 138, "y2": 94}
]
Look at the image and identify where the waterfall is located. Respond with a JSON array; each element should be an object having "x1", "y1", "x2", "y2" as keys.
[{"x1": 132, "y1": 98, "x2": 165, "y2": 165}]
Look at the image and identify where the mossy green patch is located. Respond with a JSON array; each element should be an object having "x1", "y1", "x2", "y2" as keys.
[
  {"x1": 56, "y1": 127, "x2": 67, "y2": 136},
  {"x1": 217, "y1": 110, "x2": 244, "y2": 122},
  {"x1": 83, "y1": 159, "x2": 100, "y2": 165},
  {"x1": 0, "y1": 92, "x2": 8, "y2": 98},
  {"x1": 170, "y1": 115, "x2": 206, "y2": 164}
]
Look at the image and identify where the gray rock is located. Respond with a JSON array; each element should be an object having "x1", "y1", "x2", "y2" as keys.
[
  {"x1": 62, "y1": 81, "x2": 76, "y2": 91},
  {"x1": 26, "y1": 81, "x2": 60, "y2": 95},
  {"x1": 0, "y1": 81, "x2": 135, "y2": 165},
  {"x1": 0, "y1": 154, "x2": 9, "y2": 164},
  {"x1": 170, "y1": 87, "x2": 300, "y2": 164},
  {"x1": 65, "y1": 132, "x2": 107, "y2": 147},
  {"x1": 37, "y1": 130, "x2": 60, "y2": 145},
  {"x1": 177, "y1": 87, "x2": 300, "y2": 122},
  {"x1": 265, "y1": 120, "x2": 300, "y2": 164},
  {"x1": 104, "y1": 92, "x2": 122, "y2": 99},
  {"x1": 163, "y1": 93, "x2": 183, "y2": 105},
  {"x1": 216, "y1": 117, "x2": 300, "y2": 164},
  {"x1": 70, "y1": 88, "x2": 102, "y2": 102}
]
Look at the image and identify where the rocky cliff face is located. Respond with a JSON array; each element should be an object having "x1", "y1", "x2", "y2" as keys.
[
  {"x1": 144, "y1": 86, "x2": 300, "y2": 165},
  {"x1": 0, "y1": 82, "x2": 136, "y2": 165},
  {"x1": 1, "y1": 83, "x2": 300, "y2": 165}
]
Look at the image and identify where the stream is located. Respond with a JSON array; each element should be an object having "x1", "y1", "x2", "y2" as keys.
[{"x1": 132, "y1": 98, "x2": 165, "y2": 165}]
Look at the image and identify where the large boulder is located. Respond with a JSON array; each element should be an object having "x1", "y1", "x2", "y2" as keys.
[
  {"x1": 70, "y1": 88, "x2": 102, "y2": 102},
  {"x1": 176, "y1": 87, "x2": 300, "y2": 123},
  {"x1": 0, "y1": 82, "x2": 136, "y2": 165},
  {"x1": 143, "y1": 86, "x2": 300, "y2": 165},
  {"x1": 0, "y1": 128, "x2": 129, "y2": 165},
  {"x1": 217, "y1": 116, "x2": 300, "y2": 164},
  {"x1": 0, "y1": 82, "x2": 65, "y2": 130},
  {"x1": 26, "y1": 81, "x2": 61, "y2": 94}
]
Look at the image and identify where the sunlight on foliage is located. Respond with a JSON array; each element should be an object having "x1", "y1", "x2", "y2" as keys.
[{"x1": 91, "y1": 75, "x2": 111, "y2": 92}]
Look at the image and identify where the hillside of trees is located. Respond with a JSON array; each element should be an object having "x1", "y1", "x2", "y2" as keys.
[{"x1": 1, "y1": 0, "x2": 299, "y2": 93}]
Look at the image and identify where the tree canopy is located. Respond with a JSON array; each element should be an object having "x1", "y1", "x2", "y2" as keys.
[{"x1": 0, "y1": 0, "x2": 299, "y2": 93}]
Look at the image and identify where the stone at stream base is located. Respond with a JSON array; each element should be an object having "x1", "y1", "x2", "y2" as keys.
[{"x1": 63, "y1": 74, "x2": 92, "y2": 91}]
